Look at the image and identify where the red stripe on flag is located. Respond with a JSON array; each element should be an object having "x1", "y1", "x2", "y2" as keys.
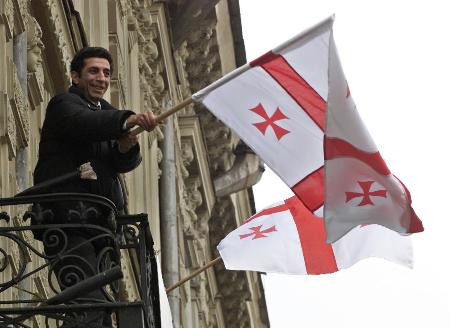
[
  {"x1": 244, "y1": 203, "x2": 290, "y2": 224},
  {"x1": 291, "y1": 167, "x2": 324, "y2": 211},
  {"x1": 259, "y1": 55, "x2": 326, "y2": 131},
  {"x1": 249, "y1": 50, "x2": 280, "y2": 67},
  {"x1": 325, "y1": 137, "x2": 391, "y2": 176},
  {"x1": 285, "y1": 196, "x2": 338, "y2": 275}
]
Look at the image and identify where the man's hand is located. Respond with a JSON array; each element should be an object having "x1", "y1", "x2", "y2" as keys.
[
  {"x1": 126, "y1": 112, "x2": 157, "y2": 132},
  {"x1": 117, "y1": 133, "x2": 138, "y2": 153}
]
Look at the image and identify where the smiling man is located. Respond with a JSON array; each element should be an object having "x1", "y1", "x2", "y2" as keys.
[
  {"x1": 35, "y1": 46, "x2": 156, "y2": 214},
  {"x1": 33, "y1": 47, "x2": 157, "y2": 327}
]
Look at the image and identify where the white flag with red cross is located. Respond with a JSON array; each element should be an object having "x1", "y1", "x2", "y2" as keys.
[
  {"x1": 217, "y1": 196, "x2": 413, "y2": 275},
  {"x1": 193, "y1": 16, "x2": 423, "y2": 242}
]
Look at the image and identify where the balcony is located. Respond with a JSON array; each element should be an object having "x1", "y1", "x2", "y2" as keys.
[{"x1": 0, "y1": 192, "x2": 161, "y2": 328}]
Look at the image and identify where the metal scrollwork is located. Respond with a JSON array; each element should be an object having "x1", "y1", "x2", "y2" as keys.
[
  {"x1": 0, "y1": 232, "x2": 28, "y2": 289},
  {"x1": 0, "y1": 211, "x2": 10, "y2": 223},
  {"x1": 0, "y1": 193, "x2": 161, "y2": 327},
  {"x1": 97, "y1": 245, "x2": 121, "y2": 296},
  {"x1": 41, "y1": 227, "x2": 68, "y2": 256},
  {"x1": 0, "y1": 247, "x2": 8, "y2": 272}
]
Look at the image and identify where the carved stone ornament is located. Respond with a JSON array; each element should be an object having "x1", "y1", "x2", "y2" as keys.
[
  {"x1": 27, "y1": 70, "x2": 44, "y2": 108},
  {"x1": 0, "y1": 92, "x2": 8, "y2": 138},
  {"x1": 117, "y1": 0, "x2": 130, "y2": 18},
  {"x1": 27, "y1": 16, "x2": 45, "y2": 107},
  {"x1": 26, "y1": 16, "x2": 44, "y2": 73},
  {"x1": 131, "y1": 1, "x2": 167, "y2": 113},
  {"x1": 181, "y1": 140, "x2": 194, "y2": 178},
  {"x1": 6, "y1": 99, "x2": 17, "y2": 159},
  {"x1": 12, "y1": 0, "x2": 27, "y2": 35},
  {"x1": 34, "y1": 275, "x2": 50, "y2": 299},
  {"x1": 0, "y1": 0, "x2": 14, "y2": 41},
  {"x1": 109, "y1": 34, "x2": 126, "y2": 107},
  {"x1": 156, "y1": 146, "x2": 163, "y2": 178},
  {"x1": 44, "y1": 0, "x2": 73, "y2": 84},
  {"x1": 186, "y1": 176, "x2": 203, "y2": 211},
  {"x1": 180, "y1": 187, "x2": 198, "y2": 239}
]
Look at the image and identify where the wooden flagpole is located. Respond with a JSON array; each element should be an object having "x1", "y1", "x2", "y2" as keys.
[
  {"x1": 131, "y1": 97, "x2": 194, "y2": 136},
  {"x1": 165, "y1": 256, "x2": 222, "y2": 293}
]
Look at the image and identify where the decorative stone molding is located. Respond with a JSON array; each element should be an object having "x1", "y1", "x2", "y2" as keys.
[
  {"x1": 109, "y1": 33, "x2": 127, "y2": 108},
  {"x1": 180, "y1": 199, "x2": 197, "y2": 240},
  {"x1": 180, "y1": 139, "x2": 194, "y2": 178},
  {"x1": 6, "y1": 93, "x2": 16, "y2": 159},
  {"x1": 179, "y1": 116, "x2": 215, "y2": 216},
  {"x1": 0, "y1": 0, "x2": 14, "y2": 41},
  {"x1": 117, "y1": 0, "x2": 131, "y2": 18},
  {"x1": 27, "y1": 72, "x2": 44, "y2": 108},
  {"x1": 26, "y1": 17, "x2": 44, "y2": 73},
  {"x1": 41, "y1": 0, "x2": 73, "y2": 85},
  {"x1": 129, "y1": 0, "x2": 168, "y2": 115},
  {"x1": 186, "y1": 176, "x2": 203, "y2": 213},
  {"x1": 0, "y1": 92, "x2": 9, "y2": 141},
  {"x1": 190, "y1": 271, "x2": 212, "y2": 327},
  {"x1": 173, "y1": 41, "x2": 191, "y2": 108},
  {"x1": 34, "y1": 275, "x2": 50, "y2": 299},
  {"x1": 156, "y1": 145, "x2": 163, "y2": 178},
  {"x1": 214, "y1": 152, "x2": 264, "y2": 198},
  {"x1": 175, "y1": 22, "x2": 242, "y2": 179},
  {"x1": 10, "y1": 66, "x2": 29, "y2": 148},
  {"x1": 26, "y1": 15, "x2": 45, "y2": 108},
  {"x1": 12, "y1": 0, "x2": 27, "y2": 36},
  {"x1": 199, "y1": 110, "x2": 240, "y2": 173}
]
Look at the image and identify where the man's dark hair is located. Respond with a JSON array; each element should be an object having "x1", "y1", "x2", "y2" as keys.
[{"x1": 70, "y1": 47, "x2": 114, "y2": 76}]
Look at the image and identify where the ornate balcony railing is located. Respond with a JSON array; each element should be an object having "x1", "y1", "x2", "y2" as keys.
[{"x1": 0, "y1": 192, "x2": 161, "y2": 328}]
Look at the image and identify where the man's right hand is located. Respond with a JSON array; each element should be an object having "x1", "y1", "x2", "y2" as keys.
[{"x1": 126, "y1": 112, "x2": 157, "y2": 132}]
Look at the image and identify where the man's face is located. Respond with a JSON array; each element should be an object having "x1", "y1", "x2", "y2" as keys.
[{"x1": 71, "y1": 57, "x2": 111, "y2": 103}]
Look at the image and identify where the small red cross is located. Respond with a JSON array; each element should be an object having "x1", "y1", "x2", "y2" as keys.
[
  {"x1": 345, "y1": 181, "x2": 387, "y2": 206},
  {"x1": 250, "y1": 103, "x2": 290, "y2": 140},
  {"x1": 239, "y1": 225, "x2": 277, "y2": 240}
]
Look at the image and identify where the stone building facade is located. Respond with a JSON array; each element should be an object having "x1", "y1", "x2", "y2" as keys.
[{"x1": 0, "y1": 0, "x2": 269, "y2": 327}]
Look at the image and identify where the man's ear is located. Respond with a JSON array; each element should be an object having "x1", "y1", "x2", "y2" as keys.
[{"x1": 70, "y1": 70, "x2": 79, "y2": 85}]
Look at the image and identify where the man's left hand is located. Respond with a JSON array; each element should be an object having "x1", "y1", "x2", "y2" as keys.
[{"x1": 117, "y1": 133, "x2": 138, "y2": 153}]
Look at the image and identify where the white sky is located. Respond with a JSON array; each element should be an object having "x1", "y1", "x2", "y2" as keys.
[{"x1": 239, "y1": 1, "x2": 450, "y2": 327}]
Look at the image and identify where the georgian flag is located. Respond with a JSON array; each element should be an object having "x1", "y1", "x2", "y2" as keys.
[
  {"x1": 193, "y1": 16, "x2": 423, "y2": 242},
  {"x1": 217, "y1": 196, "x2": 413, "y2": 275}
]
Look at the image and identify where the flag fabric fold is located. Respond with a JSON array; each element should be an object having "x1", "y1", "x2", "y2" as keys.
[
  {"x1": 217, "y1": 196, "x2": 413, "y2": 275},
  {"x1": 193, "y1": 16, "x2": 423, "y2": 242}
]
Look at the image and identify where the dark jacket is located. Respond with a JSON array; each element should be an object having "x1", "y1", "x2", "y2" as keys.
[{"x1": 34, "y1": 86, "x2": 141, "y2": 212}]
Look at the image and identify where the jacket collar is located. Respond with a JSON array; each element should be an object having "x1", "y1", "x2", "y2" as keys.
[{"x1": 69, "y1": 85, "x2": 115, "y2": 110}]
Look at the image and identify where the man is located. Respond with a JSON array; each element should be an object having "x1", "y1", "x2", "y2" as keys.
[{"x1": 34, "y1": 47, "x2": 156, "y2": 327}]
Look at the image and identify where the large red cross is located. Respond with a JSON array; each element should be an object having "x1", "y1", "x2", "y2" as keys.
[
  {"x1": 346, "y1": 180, "x2": 387, "y2": 206},
  {"x1": 250, "y1": 103, "x2": 290, "y2": 140},
  {"x1": 239, "y1": 224, "x2": 277, "y2": 240}
]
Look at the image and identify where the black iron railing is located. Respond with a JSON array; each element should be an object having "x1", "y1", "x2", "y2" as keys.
[{"x1": 0, "y1": 193, "x2": 160, "y2": 328}]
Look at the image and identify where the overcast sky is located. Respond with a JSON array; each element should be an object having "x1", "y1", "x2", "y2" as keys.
[{"x1": 239, "y1": 1, "x2": 450, "y2": 327}]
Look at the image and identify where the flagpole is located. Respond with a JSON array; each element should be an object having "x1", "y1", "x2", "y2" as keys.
[
  {"x1": 165, "y1": 257, "x2": 222, "y2": 293},
  {"x1": 131, "y1": 97, "x2": 194, "y2": 136}
]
